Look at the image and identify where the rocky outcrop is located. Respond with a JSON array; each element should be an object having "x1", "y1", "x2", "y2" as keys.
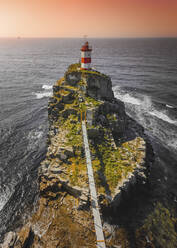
[
  {"x1": 85, "y1": 73, "x2": 114, "y2": 100},
  {"x1": 1, "y1": 63, "x2": 153, "y2": 248}
]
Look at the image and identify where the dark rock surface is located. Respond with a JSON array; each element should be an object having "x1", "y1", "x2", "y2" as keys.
[{"x1": 85, "y1": 73, "x2": 114, "y2": 100}]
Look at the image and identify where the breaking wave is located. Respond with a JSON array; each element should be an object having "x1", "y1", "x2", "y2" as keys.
[
  {"x1": 42, "y1": 84, "x2": 53, "y2": 90},
  {"x1": 115, "y1": 92, "x2": 142, "y2": 106},
  {"x1": 150, "y1": 110, "x2": 177, "y2": 125},
  {"x1": 114, "y1": 86, "x2": 177, "y2": 125},
  {"x1": 34, "y1": 91, "x2": 52, "y2": 99},
  {"x1": 166, "y1": 104, "x2": 174, "y2": 109},
  {"x1": 33, "y1": 84, "x2": 53, "y2": 99},
  {"x1": 113, "y1": 85, "x2": 177, "y2": 151}
]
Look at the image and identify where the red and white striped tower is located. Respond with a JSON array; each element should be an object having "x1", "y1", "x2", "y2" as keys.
[{"x1": 80, "y1": 41, "x2": 92, "y2": 70}]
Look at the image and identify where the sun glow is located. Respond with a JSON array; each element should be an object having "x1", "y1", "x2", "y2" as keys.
[{"x1": 0, "y1": 0, "x2": 177, "y2": 38}]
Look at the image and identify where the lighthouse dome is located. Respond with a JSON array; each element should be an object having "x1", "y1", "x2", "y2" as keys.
[{"x1": 81, "y1": 41, "x2": 92, "y2": 52}]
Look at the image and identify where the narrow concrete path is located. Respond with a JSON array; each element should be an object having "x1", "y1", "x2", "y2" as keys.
[{"x1": 82, "y1": 120, "x2": 106, "y2": 248}]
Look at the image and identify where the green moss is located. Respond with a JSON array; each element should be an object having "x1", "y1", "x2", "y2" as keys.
[{"x1": 136, "y1": 203, "x2": 177, "y2": 248}]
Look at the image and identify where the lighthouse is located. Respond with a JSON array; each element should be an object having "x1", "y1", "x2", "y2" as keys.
[{"x1": 80, "y1": 41, "x2": 92, "y2": 70}]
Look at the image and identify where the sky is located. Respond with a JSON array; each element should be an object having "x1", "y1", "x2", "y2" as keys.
[{"x1": 0, "y1": 0, "x2": 177, "y2": 38}]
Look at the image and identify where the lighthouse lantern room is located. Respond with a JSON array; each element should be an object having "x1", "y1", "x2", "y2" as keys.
[{"x1": 80, "y1": 41, "x2": 92, "y2": 70}]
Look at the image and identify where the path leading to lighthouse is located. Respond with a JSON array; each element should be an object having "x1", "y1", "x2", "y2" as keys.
[{"x1": 82, "y1": 120, "x2": 106, "y2": 248}]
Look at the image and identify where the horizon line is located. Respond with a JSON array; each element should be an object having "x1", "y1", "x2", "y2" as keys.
[{"x1": 0, "y1": 36, "x2": 177, "y2": 39}]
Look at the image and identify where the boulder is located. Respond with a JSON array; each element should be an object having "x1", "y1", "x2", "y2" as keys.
[
  {"x1": 65, "y1": 71, "x2": 81, "y2": 86},
  {"x1": 96, "y1": 101, "x2": 127, "y2": 137}
]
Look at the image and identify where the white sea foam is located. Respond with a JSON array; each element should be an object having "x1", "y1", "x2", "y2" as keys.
[
  {"x1": 35, "y1": 91, "x2": 52, "y2": 99},
  {"x1": 150, "y1": 110, "x2": 177, "y2": 125},
  {"x1": 0, "y1": 187, "x2": 12, "y2": 211},
  {"x1": 166, "y1": 104, "x2": 174, "y2": 109},
  {"x1": 27, "y1": 129, "x2": 44, "y2": 151},
  {"x1": 42, "y1": 84, "x2": 53, "y2": 90},
  {"x1": 114, "y1": 86, "x2": 177, "y2": 152},
  {"x1": 114, "y1": 86, "x2": 141, "y2": 106},
  {"x1": 114, "y1": 86, "x2": 177, "y2": 125}
]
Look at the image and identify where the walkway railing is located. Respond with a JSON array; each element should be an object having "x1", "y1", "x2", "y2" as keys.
[{"x1": 81, "y1": 116, "x2": 106, "y2": 248}]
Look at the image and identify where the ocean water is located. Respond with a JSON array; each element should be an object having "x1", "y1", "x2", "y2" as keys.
[{"x1": 0, "y1": 38, "x2": 177, "y2": 239}]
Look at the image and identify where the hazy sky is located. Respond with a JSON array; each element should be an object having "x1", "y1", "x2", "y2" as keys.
[{"x1": 0, "y1": 0, "x2": 177, "y2": 38}]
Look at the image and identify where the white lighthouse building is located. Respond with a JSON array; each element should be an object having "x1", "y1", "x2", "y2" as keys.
[{"x1": 80, "y1": 41, "x2": 92, "y2": 70}]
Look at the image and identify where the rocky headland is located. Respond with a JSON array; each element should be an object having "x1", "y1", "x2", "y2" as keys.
[{"x1": 1, "y1": 63, "x2": 156, "y2": 248}]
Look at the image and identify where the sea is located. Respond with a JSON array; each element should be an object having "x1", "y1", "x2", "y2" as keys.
[{"x1": 0, "y1": 38, "x2": 177, "y2": 240}]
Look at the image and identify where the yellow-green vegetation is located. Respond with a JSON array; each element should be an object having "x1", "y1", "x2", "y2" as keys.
[
  {"x1": 64, "y1": 84, "x2": 78, "y2": 91},
  {"x1": 107, "y1": 113, "x2": 117, "y2": 121},
  {"x1": 65, "y1": 116, "x2": 82, "y2": 147},
  {"x1": 79, "y1": 102, "x2": 87, "y2": 112},
  {"x1": 66, "y1": 62, "x2": 109, "y2": 79},
  {"x1": 53, "y1": 94, "x2": 62, "y2": 102},
  {"x1": 81, "y1": 69, "x2": 108, "y2": 77},
  {"x1": 67, "y1": 63, "x2": 81, "y2": 73},
  {"x1": 85, "y1": 96, "x2": 102, "y2": 107},
  {"x1": 136, "y1": 202, "x2": 177, "y2": 248},
  {"x1": 58, "y1": 114, "x2": 88, "y2": 187},
  {"x1": 50, "y1": 73, "x2": 146, "y2": 202},
  {"x1": 56, "y1": 77, "x2": 65, "y2": 86},
  {"x1": 89, "y1": 130, "x2": 145, "y2": 194},
  {"x1": 49, "y1": 71, "x2": 145, "y2": 197}
]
